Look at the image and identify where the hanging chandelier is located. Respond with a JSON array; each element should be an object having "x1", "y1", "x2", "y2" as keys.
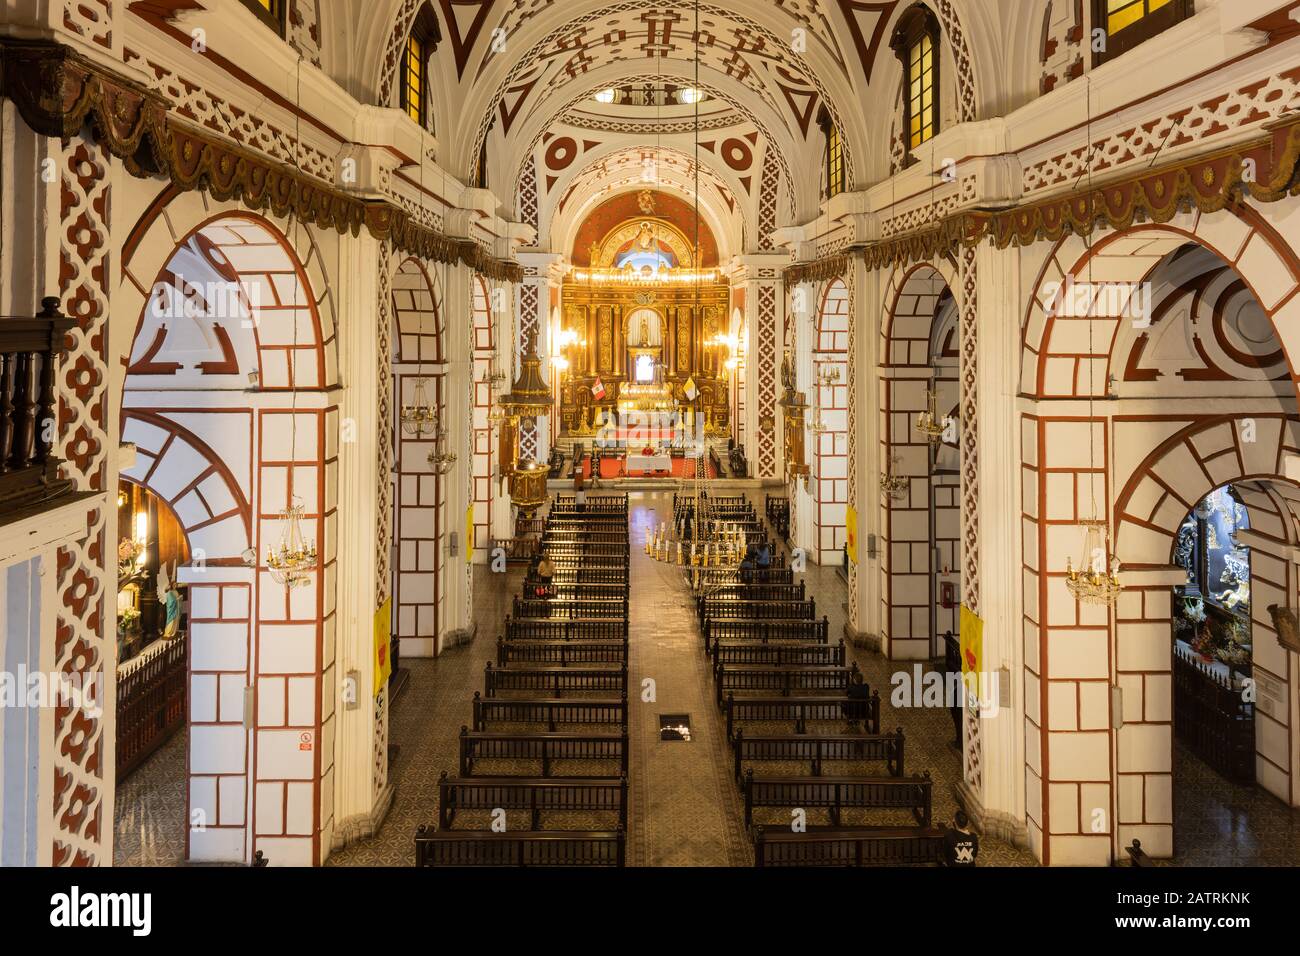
[
  {"x1": 267, "y1": 501, "x2": 318, "y2": 589},
  {"x1": 1065, "y1": 519, "x2": 1122, "y2": 606},
  {"x1": 880, "y1": 456, "x2": 909, "y2": 501},
  {"x1": 427, "y1": 426, "x2": 458, "y2": 475},
  {"x1": 914, "y1": 388, "x2": 947, "y2": 445},
  {"x1": 500, "y1": 342, "x2": 553, "y2": 423},
  {"x1": 401, "y1": 377, "x2": 439, "y2": 438}
]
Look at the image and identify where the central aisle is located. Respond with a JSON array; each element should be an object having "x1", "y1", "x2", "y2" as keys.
[{"x1": 624, "y1": 492, "x2": 751, "y2": 866}]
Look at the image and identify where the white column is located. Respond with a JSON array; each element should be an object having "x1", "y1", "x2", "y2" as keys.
[
  {"x1": 851, "y1": 256, "x2": 885, "y2": 643},
  {"x1": 958, "y1": 240, "x2": 1029, "y2": 847},
  {"x1": 330, "y1": 231, "x2": 388, "y2": 853},
  {"x1": 441, "y1": 259, "x2": 475, "y2": 645}
]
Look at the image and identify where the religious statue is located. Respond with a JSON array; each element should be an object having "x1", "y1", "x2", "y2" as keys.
[
  {"x1": 157, "y1": 565, "x2": 182, "y2": 640},
  {"x1": 639, "y1": 315, "x2": 651, "y2": 345}
]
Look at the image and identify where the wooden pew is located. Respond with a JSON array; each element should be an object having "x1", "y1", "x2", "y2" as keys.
[
  {"x1": 414, "y1": 827, "x2": 625, "y2": 867},
  {"x1": 459, "y1": 726, "x2": 629, "y2": 777},
  {"x1": 732, "y1": 727, "x2": 905, "y2": 782},
  {"x1": 713, "y1": 662, "x2": 860, "y2": 708},
  {"x1": 471, "y1": 692, "x2": 628, "y2": 731},
  {"x1": 698, "y1": 598, "x2": 816, "y2": 628},
  {"x1": 724, "y1": 692, "x2": 880, "y2": 739},
  {"x1": 497, "y1": 636, "x2": 628, "y2": 666},
  {"x1": 505, "y1": 617, "x2": 627, "y2": 642},
  {"x1": 704, "y1": 617, "x2": 829, "y2": 654},
  {"x1": 712, "y1": 639, "x2": 845, "y2": 668},
  {"x1": 483, "y1": 661, "x2": 628, "y2": 698},
  {"x1": 742, "y1": 770, "x2": 933, "y2": 828},
  {"x1": 438, "y1": 772, "x2": 628, "y2": 831},
  {"x1": 512, "y1": 597, "x2": 630, "y2": 623},
  {"x1": 695, "y1": 582, "x2": 806, "y2": 605},
  {"x1": 752, "y1": 826, "x2": 945, "y2": 867},
  {"x1": 537, "y1": 567, "x2": 630, "y2": 585}
]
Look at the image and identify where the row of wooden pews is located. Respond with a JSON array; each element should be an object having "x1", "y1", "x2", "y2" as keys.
[
  {"x1": 690, "y1": 497, "x2": 950, "y2": 866},
  {"x1": 415, "y1": 494, "x2": 632, "y2": 867}
]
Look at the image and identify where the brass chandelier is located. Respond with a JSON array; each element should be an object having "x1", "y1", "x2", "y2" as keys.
[
  {"x1": 1065, "y1": 519, "x2": 1122, "y2": 605},
  {"x1": 880, "y1": 455, "x2": 909, "y2": 501},
  {"x1": 914, "y1": 388, "x2": 947, "y2": 445},
  {"x1": 267, "y1": 500, "x2": 317, "y2": 589},
  {"x1": 401, "y1": 377, "x2": 439, "y2": 438}
]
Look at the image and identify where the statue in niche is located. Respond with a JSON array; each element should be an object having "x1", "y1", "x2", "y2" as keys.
[{"x1": 639, "y1": 315, "x2": 651, "y2": 346}]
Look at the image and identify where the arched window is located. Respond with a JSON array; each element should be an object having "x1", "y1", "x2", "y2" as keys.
[
  {"x1": 401, "y1": 5, "x2": 442, "y2": 130},
  {"x1": 1093, "y1": 0, "x2": 1193, "y2": 64},
  {"x1": 239, "y1": 0, "x2": 286, "y2": 34},
  {"x1": 890, "y1": 4, "x2": 941, "y2": 159},
  {"x1": 818, "y1": 108, "x2": 846, "y2": 200}
]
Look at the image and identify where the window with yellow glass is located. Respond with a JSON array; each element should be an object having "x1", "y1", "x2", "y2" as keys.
[
  {"x1": 890, "y1": 5, "x2": 941, "y2": 163},
  {"x1": 1093, "y1": 0, "x2": 1192, "y2": 63}
]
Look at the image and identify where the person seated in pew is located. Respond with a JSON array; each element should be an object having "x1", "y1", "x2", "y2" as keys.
[
  {"x1": 739, "y1": 545, "x2": 757, "y2": 584},
  {"x1": 943, "y1": 810, "x2": 979, "y2": 867},
  {"x1": 755, "y1": 541, "x2": 772, "y2": 569},
  {"x1": 532, "y1": 558, "x2": 555, "y2": 600},
  {"x1": 843, "y1": 669, "x2": 871, "y2": 733}
]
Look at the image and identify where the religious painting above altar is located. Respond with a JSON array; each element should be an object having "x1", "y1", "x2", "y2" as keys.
[{"x1": 556, "y1": 192, "x2": 734, "y2": 456}]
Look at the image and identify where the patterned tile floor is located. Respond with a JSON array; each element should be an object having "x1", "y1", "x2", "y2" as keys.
[{"x1": 113, "y1": 488, "x2": 1300, "y2": 866}]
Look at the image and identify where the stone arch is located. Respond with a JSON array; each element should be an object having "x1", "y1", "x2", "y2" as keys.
[
  {"x1": 118, "y1": 189, "x2": 340, "y2": 412},
  {"x1": 1020, "y1": 207, "x2": 1300, "y2": 401},
  {"x1": 1109, "y1": 415, "x2": 1300, "y2": 856},
  {"x1": 877, "y1": 260, "x2": 963, "y2": 661},
  {"x1": 390, "y1": 256, "x2": 450, "y2": 657},
  {"x1": 120, "y1": 410, "x2": 251, "y2": 562},
  {"x1": 811, "y1": 278, "x2": 850, "y2": 566}
]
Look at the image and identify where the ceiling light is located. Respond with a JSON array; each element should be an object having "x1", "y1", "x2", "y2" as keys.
[
  {"x1": 594, "y1": 89, "x2": 618, "y2": 104},
  {"x1": 677, "y1": 88, "x2": 703, "y2": 105}
]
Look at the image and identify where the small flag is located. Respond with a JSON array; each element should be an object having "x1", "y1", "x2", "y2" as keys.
[
  {"x1": 592, "y1": 377, "x2": 606, "y2": 400},
  {"x1": 683, "y1": 376, "x2": 698, "y2": 401}
]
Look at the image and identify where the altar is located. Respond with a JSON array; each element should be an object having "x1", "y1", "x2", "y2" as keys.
[{"x1": 626, "y1": 453, "x2": 673, "y2": 474}]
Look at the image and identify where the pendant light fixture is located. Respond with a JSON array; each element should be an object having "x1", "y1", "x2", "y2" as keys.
[
  {"x1": 267, "y1": 56, "x2": 318, "y2": 590},
  {"x1": 1064, "y1": 78, "x2": 1122, "y2": 607}
]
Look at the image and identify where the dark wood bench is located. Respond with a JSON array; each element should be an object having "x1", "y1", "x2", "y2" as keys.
[
  {"x1": 471, "y1": 692, "x2": 628, "y2": 731},
  {"x1": 539, "y1": 543, "x2": 629, "y2": 558},
  {"x1": 414, "y1": 827, "x2": 625, "y2": 867},
  {"x1": 694, "y1": 567, "x2": 795, "y2": 588},
  {"x1": 512, "y1": 598, "x2": 629, "y2": 624},
  {"x1": 497, "y1": 637, "x2": 628, "y2": 666},
  {"x1": 505, "y1": 617, "x2": 628, "y2": 642},
  {"x1": 699, "y1": 598, "x2": 816, "y2": 628},
  {"x1": 696, "y1": 582, "x2": 806, "y2": 605},
  {"x1": 538, "y1": 555, "x2": 630, "y2": 571},
  {"x1": 752, "y1": 825, "x2": 945, "y2": 867},
  {"x1": 713, "y1": 663, "x2": 860, "y2": 708},
  {"x1": 438, "y1": 772, "x2": 627, "y2": 830},
  {"x1": 732, "y1": 728, "x2": 905, "y2": 782},
  {"x1": 483, "y1": 662, "x2": 628, "y2": 698},
  {"x1": 459, "y1": 726, "x2": 628, "y2": 777},
  {"x1": 724, "y1": 692, "x2": 880, "y2": 739},
  {"x1": 704, "y1": 617, "x2": 829, "y2": 654},
  {"x1": 541, "y1": 567, "x2": 630, "y2": 585},
  {"x1": 743, "y1": 770, "x2": 933, "y2": 828},
  {"x1": 712, "y1": 639, "x2": 845, "y2": 667}
]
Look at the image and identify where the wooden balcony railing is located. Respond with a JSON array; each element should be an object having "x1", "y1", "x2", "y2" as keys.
[{"x1": 0, "y1": 297, "x2": 75, "y2": 518}]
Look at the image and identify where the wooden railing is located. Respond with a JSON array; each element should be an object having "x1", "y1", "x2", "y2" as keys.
[
  {"x1": 0, "y1": 297, "x2": 76, "y2": 518},
  {"x1": 116, "y1": 633, "x2": 187, "y2": 779},
  {"x1": 1173, "y1": 643, "x2": 1255, "y2": 782}
]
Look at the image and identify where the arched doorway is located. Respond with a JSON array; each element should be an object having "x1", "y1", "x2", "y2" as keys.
[
  {"x1": 811, "y1": 279, "x2": 849, "y2": 567},
  {"x1": 879, "y1": 262, "x2": 964, "y2": 661},
  {"x1": 116, "y1": 202, "x2": 339, "y2": 866},
  {"x1": 1023, "y1": 207, "x2": 1300, "y2": 864}
]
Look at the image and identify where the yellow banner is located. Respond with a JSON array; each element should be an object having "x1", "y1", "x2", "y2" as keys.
[
  {"x1": 374, "y1": 598, "x2": 392, "y2": 696},
  {"x1": 466, "y1": 504, "x2": 474, "y2": 564},
  {"x1": 959, "y1": 604, "x2": 983, "y2": 678},
  {"x1": 845, "y1": 505, "x2": 858, "y2": 564}
]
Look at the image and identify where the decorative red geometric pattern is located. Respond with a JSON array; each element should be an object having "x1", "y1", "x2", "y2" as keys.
[
  {"x1": 54, "y1": 135, "x2": 113, "y2": 867},
  {"x1": 756, "y1": 285, "x2": 778, "y2": 479}
]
